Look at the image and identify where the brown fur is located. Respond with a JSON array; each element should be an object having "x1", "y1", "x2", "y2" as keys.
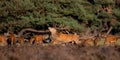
[
  {"x1": 84, "y1": 38, "x2": 94, "y2": 46},
  {"x1": 9, "y1": 33, "x2": 16, "y2": 45},
  {"x1": 94, "y1": 37, "x2": 101, "y2": 46},
  {"x1": 18, "y1": 36, "x2": 24, "y2": 44},
  {"x1": 0, "y1": 34, "x2": 8, "y2": 46},
  {"x1": 30, "y1": 35, "x2": 43, "y2": 44},
  {"x1": 104, "y1": 35, "x2": 117, "y2": 46},
  {"x1": 48, "y1": 27, "x2": 79, "y2": 45}
]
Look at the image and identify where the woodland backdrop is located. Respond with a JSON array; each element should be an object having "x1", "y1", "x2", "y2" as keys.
[{"x1": 0, "y1": 0, "x2": 120, "y2": 35}]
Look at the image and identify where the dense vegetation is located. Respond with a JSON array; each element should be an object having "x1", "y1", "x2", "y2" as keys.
[{"x1": 0, "y1": 0, "x2": 120, "y2": 34}]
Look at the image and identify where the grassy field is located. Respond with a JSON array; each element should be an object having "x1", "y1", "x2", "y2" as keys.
[{"x1": 0, "y1": 43, "x2": 120, "y2": 60}]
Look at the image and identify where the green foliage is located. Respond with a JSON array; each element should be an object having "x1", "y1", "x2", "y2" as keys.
[
  {"x1": 0, "y1": 0, "x2": 119, "y2": 33},
  {"x1": 113, "y1": 8, "x2": 120, "y2": 20},
  {"x1": 94, "y1": 0, "x2": 114, "y2": 6},
  {"x1": 113, "y1": 8, "x2": 120, "y2": 26}
]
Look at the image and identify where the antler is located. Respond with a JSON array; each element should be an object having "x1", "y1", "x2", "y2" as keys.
[{"x1": 18, "y1": 28, "x2": 50, "y2": 37}]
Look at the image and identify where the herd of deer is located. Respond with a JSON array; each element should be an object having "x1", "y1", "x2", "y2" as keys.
[{"x1": 0, "y1": 27, "x2": 118, "y2": 47}]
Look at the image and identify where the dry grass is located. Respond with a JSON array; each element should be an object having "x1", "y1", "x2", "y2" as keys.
[{"x1": 0, "y1": 43, "x2": 120, "y2": 60}]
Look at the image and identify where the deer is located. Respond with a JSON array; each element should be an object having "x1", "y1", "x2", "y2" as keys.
[
  {"x1": 0, "y1": 34, "x2": 8, "y2": 46},
  {"x1": 103, "y1": 18, "x2": 118, "y2": 46},
  {"x1": 48, "y1": 27, "x2": 80, "y2": 45}
]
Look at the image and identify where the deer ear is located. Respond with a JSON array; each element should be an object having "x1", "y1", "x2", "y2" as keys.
[
  {"x1": 73, "y1": 33, "x2": 76, "y2": 35},
  {"x1": 48, "y1": 27, "x2": 52, "y2": 30},
  {"x1": 48, "y1": 27, "x2": 57, "y2": 34},
  {"x1": 48, "y1": 27, "x2": 56, "y2": 31},
  {"x1": 4, "y1": 31, "x2": 10, "y2": 36}
]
